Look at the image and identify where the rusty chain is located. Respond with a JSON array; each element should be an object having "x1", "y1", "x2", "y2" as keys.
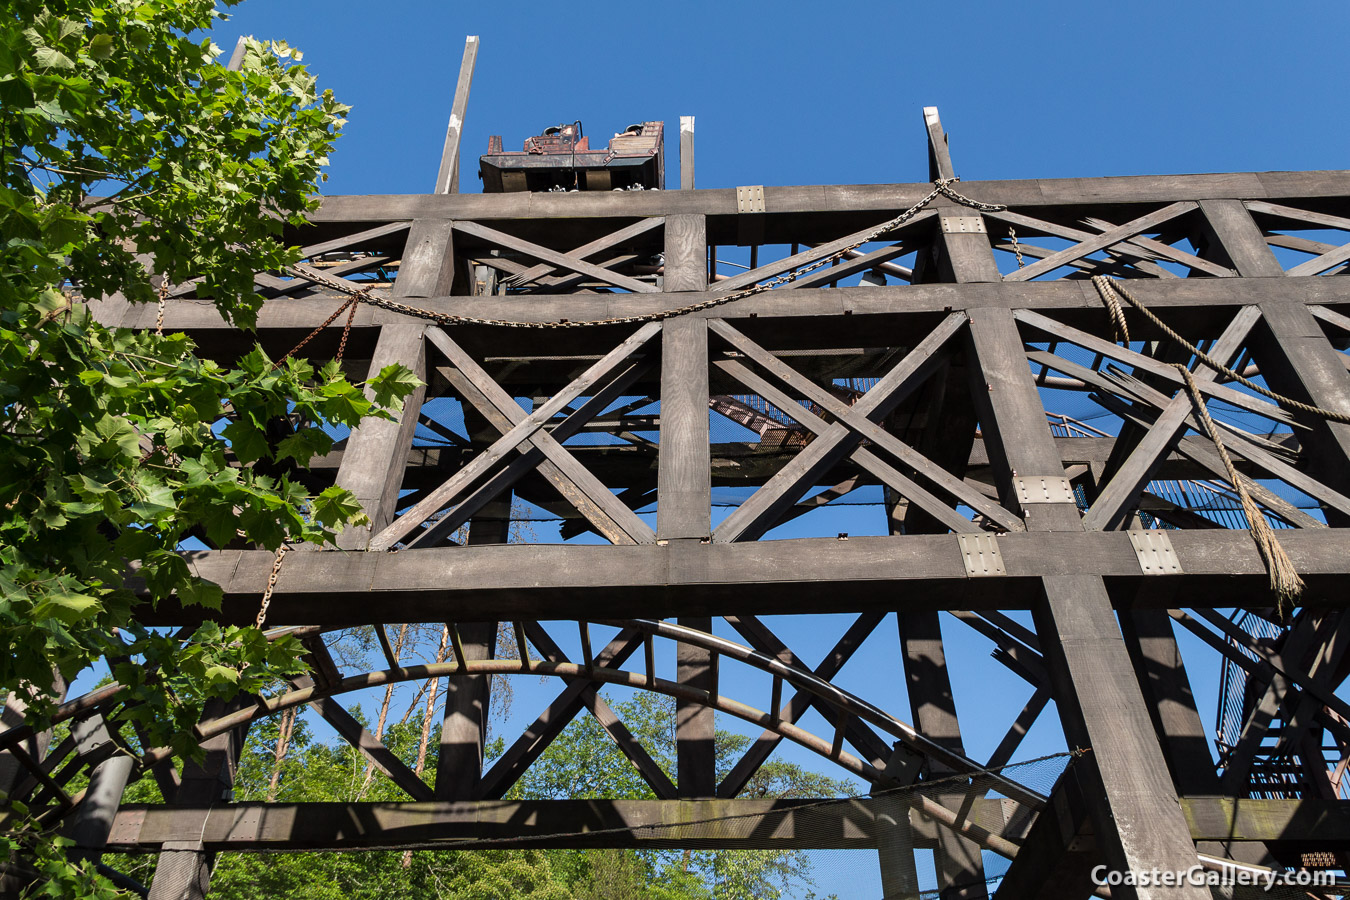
[
  {"x1": 282, "y1": 178, "x2": 1006, "y2": 330},
  {"x1": 254, "y1": 545, "x2": 290, "y2": 630}
]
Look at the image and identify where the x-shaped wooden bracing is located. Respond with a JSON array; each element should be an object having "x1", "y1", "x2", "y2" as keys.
[
  {"x1": 453, "y1": 219, "x2": 661, "y2": 294},
  {"x1": 369, "y1": 323, "x2": 660, "y2": 550},
  {"x1": 1017, "y1": 308, "x2": 1350, "y2": 528},
  {"x1": 1246, "y1": 201, "x2": 1350, "y2": 276},
  {"x1": 987, "y1": 201, "x2": 1236, "y2": 281},
  {"x1": 709, "y1": 314, "x2": 1023, "y2": 542}
]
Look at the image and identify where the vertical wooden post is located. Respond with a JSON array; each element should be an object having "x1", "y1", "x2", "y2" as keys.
[
  {"x1": 967, "y1": 306, "x2": 1209, "y2": 899},
  {"x1": 657, "y1": 318, "x2": 710, "y2": 542},
  {"x1": 676, "y1": 617, "x2": 715, "y2": 798},
  {"x1": 147, "y1": 710, "x2": 248, "y2": 900},
  {"x1": 664, "y1": 215, "x2": 708, "y2": 293},
  {"x1": 434, "y1": 36, "x2": 479, "y2": 195},
  {"x1": 67, "y1": 715, "x2": 135, "y2": 866},
  {"x1": 334, "y1": 325, "x2": 428, "y2": 550},
  {"x1": 394, "y1": 219, "x2": 457, "y2": 299},
  {"x1": 679, "y1": 115, "x2": 695, "y2": 190}
]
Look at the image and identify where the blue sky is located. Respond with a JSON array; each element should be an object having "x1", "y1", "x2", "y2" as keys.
[{"x1": 185, "y1": 2, "x2": 1350, "y2": 894}]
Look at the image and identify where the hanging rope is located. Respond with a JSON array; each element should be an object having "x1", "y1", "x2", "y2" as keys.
[
  {"x1": 1173, "y1": 365, "x2": 1303, "y2": 611},
  {"x1": 281, "y1": 178, "x2": 1005, "y2": 330},
  {"x1": 1092, "y1": 276, "x2": 1350, "y2": 424},
  {"x1": 1090, "y1": 276, "x2": 1342, "y2": 611}
]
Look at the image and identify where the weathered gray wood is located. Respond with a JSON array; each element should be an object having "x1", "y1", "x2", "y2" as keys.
[
  {"x1": 420, "y1": 327, "x2": 657, "y2": 546},
  {"x1": 710, "y1": 211, "x2": 938, "y2": 294},
  {"x1": 711, "y1": 320, "x2": 1022, "y2": 533},
  {"x1": 371, "y1": 322, "x2": 660, "y2": 549},
  {"x1": 478, "y1": 629, "x2": 644, "y2": 800},
  {"x1": 334, "y1": 324, "x2": 427, "y2": 549},
  {"x1": 719, "y1": 613, "x2": 888, "y2": 797},
  {"x1": 1080, "y1": 215, "x2": 1234, "y2": 278},
  {"x1": 434, "y1": 36, "x2": 478, "y2": 194},
  {"x1": 393, "y1": 218, "x2": 457, "y2": 298},
  {"x1": 679, "y1": 116, "x2": 694, "y2": 190},
  {"x1": 1003, "y1": 201, "x2": 1198, "y2": 283},
  {"x1": 504, "y1": 217, "x2": 663, "y2": 288},
  {"x1": 66, "y1": 715, "x2": 134, "y2": 865},
  {"x1": 521, "y1": 623, "x2": 677, "y2": 799},
  {"x1": 966, "y1": 306, "x2": 1210, "y2": 898},
  {"x1": 1081, "y1": 307, "x2": 1259, "y2": 531},
  {"x1": 677, "y1": 616, "x2": 716, "y2": 798},
  {"x1": 657, "y1": 317, "x2": 710, "y2": 540},
  {"x1": 1248, "y1": 299, "x2": 1350, "y2": 525},
  {"x1": 663, "y1": 214, "x2": 708, "y2": 292},
  {"x1": 300, "y1": 676, "x2": 433, "y2": 801},
  {"x1": 900, "y1": 608, "x2": 989, "y2": 898},
  {"x1": 452, "y1": 220, "x2": 659, "y2": 293},
  {"x1": 1197, "y1": 199, "x2": 1286, "y2": 278}
]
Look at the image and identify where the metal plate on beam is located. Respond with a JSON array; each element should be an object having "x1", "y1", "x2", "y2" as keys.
[
  {"x1": 736, "y1": 185, "x2": 766, "y2": 214},
  {"x1": 1014, "y1": 476, "x2": 1075, "y2": 505},
  {"x1": 1128, "y1": 529, "x2": 1182, "y2": 574},
  {"x1": 957, "y1": 534, "x2": 1006, "y2": 577},
  {"x1": 940, "y1": 215, "x2": 986, "y2": 234}
]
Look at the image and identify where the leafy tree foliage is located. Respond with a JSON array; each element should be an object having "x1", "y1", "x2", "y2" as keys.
[{"x1": 0, "y1": 0, "x2": 416, "y2": 892}]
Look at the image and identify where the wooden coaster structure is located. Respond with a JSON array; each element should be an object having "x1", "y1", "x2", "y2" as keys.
[{"x1": 6, "y1": 35, "x2": 1350, "y2": 900}]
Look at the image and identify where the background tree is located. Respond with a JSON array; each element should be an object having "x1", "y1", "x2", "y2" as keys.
[{"x1": 0, "y1": 0, "x2": 416, "y2": 892}]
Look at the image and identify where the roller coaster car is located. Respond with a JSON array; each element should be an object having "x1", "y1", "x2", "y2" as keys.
[{"x1": 479, "y1": 121, "x2": 664, "y2": 193}]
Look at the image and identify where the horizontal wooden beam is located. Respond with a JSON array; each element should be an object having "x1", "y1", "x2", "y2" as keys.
[
  {"x1": 304, "y1": 170, "x2": 1350, "y2": 224},
  {"x1": 139, "y1": 528, "x2": 1350, "y2": 626},
  {"x1": 95, "y1": 796, "x2": 1350, "y2": 852},
  {"x1": 95, "y1": 276, "x2": 1350, "y2": 337}
]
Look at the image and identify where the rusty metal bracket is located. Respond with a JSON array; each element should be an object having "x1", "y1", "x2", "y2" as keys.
[
  {"x1": 1127, "y1": 529, "x2": 1182, "y2": 575},
  {"x1": 957, "y1": 534, "x2": 1006, "y2": 577}
]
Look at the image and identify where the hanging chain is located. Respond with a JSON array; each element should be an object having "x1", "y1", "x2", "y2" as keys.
[
  {"x1": 154, "y1": 275, "x2": 169, "y2": 336},
  {"x1": 1007, "y1": 226, "x2": 1025, "y2": 270},
  {"x1": 283, "y1": 178, "x2": 1006, "y2": 330},
  {"x1": 270, "y1": 295, "x2": 358, "y2": 370},
  {"x1": 335, "y1": 292, "x2": 359, "y2": 361},
  {"x1": 254, "y1": 546, "x2": 290, "y2": 630}
]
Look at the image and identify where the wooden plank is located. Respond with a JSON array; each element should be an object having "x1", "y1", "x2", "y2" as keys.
[
  {"x1": 710, "y1": 211, "x2": 938, "y2": 294},
  {"x1": 452, "y1": 220, "x2": 659, "y2": 293},
  {"x1": 718, "y1": 614, "x2": 888, "y2": 797},
  {"x1": 1014, "y1": 307, "x2": 1299, "y2": 426},
  {"x1": 392, "y1": 218, "x2": 456, "y2": 298},
  {"x1": 966, "y1": 306, "x2": 1210, "y2": 897},
  {"x1": 1081, "y1": 306, "x2": 1259, "y2": 531},
  {"x1": 1002, "y1": 201, "x2": 1198, "y2": 282},
  {"x1": 334, "y1": 324, "x2": 427, "y2": 549},
  {"x1": 713, "y1": 358, "x2": 985, "y2": 535},
  {"x1": 663, "y1": 214, "x2": 708, "y2": 293},
  {"x1": 1197, "y1": 199, "x2": 1286, "y2": 278},
  {"x1": 425, "y1": 360, "x2": 652, "y2": 546},
  {"x1": 521, "y1": 624, "x2": 677, "y2": 800},
  {"x1": 680, "y1": 116, "x2": 695, "y2": 190},
  {"x1": 1244, "y1": 199, "x2": 1350, "y2": 233},
  {"x1": 433, "y1": 36, "x2": 478, "y2": 194},
  {"x1": 784, "y1": 240, "x2": 916, "y2": 291},
  {"x1": 504, "y1": 217, "x2": 664, "y2": 288},
  {"x1": 478, "y1": 629, "x2": 644, "y2": 800},
  {"x1": 370, "y1": 322, "x2": 660, "y2": 549},
  {"x1": 422, "y1": 328, "x2": 657, "y2": 545},
  {"x1": 711, "y1": 320, "x2": 1021, "y2": 532},
  {"x1": 303, "y1": 680, "x2": 434, "y2": 801},
  {"x1": 1080, "y1": 215, "x2": 1234, "y2": 278},
  {"x1": 657, "y1": 318, "x2": 711, "y2": 539},
  {"x1": 677, "y1": 616, "x2": 715, "y2": 798}
]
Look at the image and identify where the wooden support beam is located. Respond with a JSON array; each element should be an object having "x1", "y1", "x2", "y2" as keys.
[
  {"x1": 434, "y1": 35, "x2": 478, "y2": 194},
  {"x1": 334, "y1": 324, "x2": 427, "y2": 549},
  {"x1": 452, "y1": 220, "x2": 659, "y2": 293},
  {"x1": 299, "y1": 676, "x2": 433, "y2": 801},
  {"x1": 680, "y1": 116, "x2": 695, "y2": 190},
  {"x1": 393, "y1": 218, "x2": 457, "y2": 298},
  {"x1": 966, "y1": 306, "x2": 1210, "y2": 899},
  {"x1": 657, "y1": 317, "x2": 710, "y2": 540},
  {"x1": 663, "y1": 214, "x2": 708, "y2": 292},
  {"x1": 1003, "y1": 202, "x2": 1198, "y2": 283},
  {"x1": 676, "y1": 616, "x2": 716, "y2": 798},
  {"x1": 503, "y1": 217, "x2": 663, "y2": 289}
]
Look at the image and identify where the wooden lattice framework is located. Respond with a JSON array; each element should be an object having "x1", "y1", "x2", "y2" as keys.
[{"x1": 6, "y1": 38, "x2": 1350, "y2": 900}]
